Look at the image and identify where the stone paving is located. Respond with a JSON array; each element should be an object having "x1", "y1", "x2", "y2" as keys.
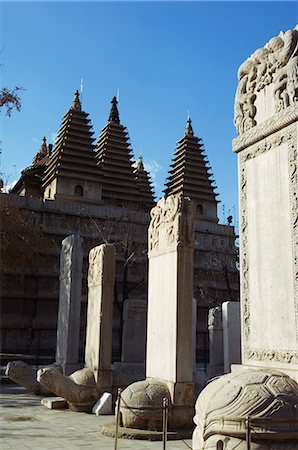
[{"x1": 0, "y1": 384, "x2": 194, "y2": 450}]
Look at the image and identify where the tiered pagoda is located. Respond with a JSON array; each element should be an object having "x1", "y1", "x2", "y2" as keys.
[
  {"x1": 134, "y1": 155, "x2": 155, "y2": 210},
  {"x1": 11, "y1": 136, "x2": 51, "y2": 198},
  {"x1": 164, "y1": 118, "x2": 219, "y2": 222},
  {"x1": 95, "y1": 97, "x2": 153, "y2": 209},
  {"x1": 42, "y1": 90, "x2": 102, "y2": 204}
]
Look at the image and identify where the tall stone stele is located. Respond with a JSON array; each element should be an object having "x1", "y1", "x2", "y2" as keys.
[
  {"x1": 85, "y1": 244, "x2": 115, "y2": 390},
  {"x1": 120, "y1": 194, "x2": 195, "y2": 431},
  {"x1": 56, "y1": 234, "x2": 83, "y2": 375},
  {"x1": 234, "y1": 26, "x2": 298, "y2": 379},
  {"x1": 193, "y1": 26, "x2": 298, "y2": 450}
]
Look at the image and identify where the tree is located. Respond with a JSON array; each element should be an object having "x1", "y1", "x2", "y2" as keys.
[{"x1": 0, "y1": 87, "x2": 23, "y2": 116}]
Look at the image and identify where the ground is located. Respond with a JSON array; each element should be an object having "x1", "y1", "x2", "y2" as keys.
[{"x1": 0, "y1": 383, "x2": 193, "y2": 450}]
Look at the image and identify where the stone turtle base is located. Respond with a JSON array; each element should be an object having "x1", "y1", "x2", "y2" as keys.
[{"x1": 102, "y1": 422, "x2": 193, "y2": 441}]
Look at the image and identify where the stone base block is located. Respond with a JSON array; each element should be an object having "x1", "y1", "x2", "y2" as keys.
[
  {"x1": 92, "y1": 393, "x2": 113, "y2": 415},
  {"x1": 102, "y1": 422, "x2": 193, "y2": 441},
  {"x1": 192, "y1": 368, "x2": 298, "y2": 450},
  {"x1": 119, "y1": 378, "x2": 195, "y2": 432},
  {"x1": 41, "y1": 397, "x2": 68, "y2": 409}
]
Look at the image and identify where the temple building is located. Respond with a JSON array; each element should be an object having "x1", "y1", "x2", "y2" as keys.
[{"x1": 1, "y1": 91, "x2": 238, "y2": 371}]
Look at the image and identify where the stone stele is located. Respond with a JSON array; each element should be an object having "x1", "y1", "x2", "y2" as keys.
[
  {"x1": 193, "y1": 26, "x2": 298, "y2": 450},
  {"x1": 38, "y1": 244, "x2": 116, "y2": 412},
  {"x1": 233, "y1": 25, "x2": 298, "y2": 379},
  {"x1": 119, "y1": 194, "x2": 195, "y2": 431},
  {"x1": 56, "y1": 234, "x2": 83, "y2": 376}
]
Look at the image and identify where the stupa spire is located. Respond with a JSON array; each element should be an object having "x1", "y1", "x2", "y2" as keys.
[
  {"x1": 32, "y1": 136, "x2": 50, "y2": 166},
  {"x1": 134, "y1": 154, "x2": 155, "y2": 210},
  {"x1": 136, "y1": 154, "x2": 144, "y2": 170},
  {"x1": 164, "y1": 119, "x2": 219, "y2": 222},
  {"x1": 71, "y1": 89, "x2": 81, "y2": 111},
  {"x1": 185, "y1": 117, "x2": 194, "y2": 136},
  {"x1": 108, "y1": 96, "x2": 120, "y2": 124}
]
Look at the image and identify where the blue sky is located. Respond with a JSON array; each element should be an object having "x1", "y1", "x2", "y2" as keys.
[{"x1": 1, "y1": 1, "x2": 297, "y2": 227}]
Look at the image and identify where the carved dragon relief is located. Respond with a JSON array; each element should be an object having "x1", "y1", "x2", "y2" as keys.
[
  {"x1": 239, "y1": 126, "x2": 298, "y2": 364},
  {"x1": 234, "y1": 26, "x2": 298, "y2": 135},
  {"x1": 148, "y1": 194, "x2": 194, "y2": 252}
]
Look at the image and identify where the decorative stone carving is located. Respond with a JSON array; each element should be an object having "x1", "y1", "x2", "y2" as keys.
[
  {"x1": 120, "y1": 194, "x2": 195, "y2": 433},
  {"x1": 193, "y1": 368, "x2": 298, "y2": 449},
  {"x1": 5, "y1": 361, "x2": 61, "y2": 395},
  {"x1": 234, "y1": 26, "x2": 298, "y2": 134},
  {"x1": 148, "y1": 194, "x2": 194, "y2": 252},
  {"x1": 37, "y1": 367, "x2": 100, "y2": 412},
  {"x1": 120, "y1": 379, "x2": 170, "y2": 431}
]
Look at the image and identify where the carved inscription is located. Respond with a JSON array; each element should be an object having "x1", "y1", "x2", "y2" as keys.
[{"x1": 239, "y1": 125, "x2": 298, "y2": 364}]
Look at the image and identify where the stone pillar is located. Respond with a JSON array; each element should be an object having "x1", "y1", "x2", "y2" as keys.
[
  {"x1": 56, "y1": 234, "x2": 83, "y2": 376},
  {"x1": 85, "y1": 244, "x2": 115, "y2": 390},
  {"x1": 233, "y1": 27, "x2": 298, "y2": 381},
  {"x1": 207, "y1": 306, "x2": 224, "y2": 378},
  {"x1": 146, "y1": 194, "x2": 194, "y2": 410},
  {"x1": 122, "y1": 299, "x2": 147, "y2": 363},
  {"x1": 193, "y1": 26, "x2": 298, "y2": 450},
  {"x1": 222, "y1": 301, "x2": 241, "y2": 373}
]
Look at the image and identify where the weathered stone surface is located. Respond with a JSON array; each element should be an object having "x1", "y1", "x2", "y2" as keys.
[
  {"x1": 120, "y1": 379, "x2": 170, "y2": 431},
  {"x1": 119, "y1": 195, "x2": 195, "y2": 432},
  {"x1": 37, "y1": 367, "x2": 99, "y2": 412},
  {"x1": 233, "y1": 27, "x2": 298, "y2": 379},
  {"x1": 234, "y1": 25, "x2": 298, "y2": 135},
  {"x1": 147, "y1": 194, "x2": 194, "y2": 383},
  {"x1": 5, "y1": 361, "x2": 57, "y2": 395},
  {"x1": 85, "y1": 244, "x2": 115, "y2": 388},
  {"x1": 207, "y1": 307, "x2": 224, "y2": 378},
  {"x1": 193, "y1": 368, "x2": 298, "y2": 450},
  {"x1": 122, "y1": 299, "x2": 147, "y2": 363},
  {"x1": 193, "y1": 26, "x2": 298, "y2": 450},
  {"x1": 92, "y1": 392, "x2": 113, "y2": 415},
  {"x1": 41, "y1": 397, "x2": 68, "y2": 409},
  {"x1": 56, "y1": 234, "x2": 83, "y2": 375},
  {"x1": 222, "y1": 301, "x2": 241, "y2": 373}
]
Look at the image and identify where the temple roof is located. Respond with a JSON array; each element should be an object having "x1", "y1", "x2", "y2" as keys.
[
  {"x1": 164, "y1": 118, "x2": 219, "y2": 206},
  {"x1": 42, "y1": 90, "x2": 100, "y2": 188},
  {"x1": 32, "y1": 136, "x2": 51, "y2": 166},
  {"x1": 95, "y1": 97, "x2": 144, "y2": 208}
]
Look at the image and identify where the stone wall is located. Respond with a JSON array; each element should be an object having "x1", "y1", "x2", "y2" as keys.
[{"x1": 0, "y1": 193, "x2": 239, "y2": 366}]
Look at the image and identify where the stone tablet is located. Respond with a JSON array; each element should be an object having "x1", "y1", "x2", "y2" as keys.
[
  {"x1": 56, "y1": 234, "x2": 83, "y2": 375},
  {"x1": 233, "y1": 26, "x2": 298, "y2": 380}
]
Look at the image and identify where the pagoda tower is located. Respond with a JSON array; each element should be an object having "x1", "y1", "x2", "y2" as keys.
[
  {"x1": 134, "y1": 155, "x2": 155, "y2": 210},
  {"x1": 42, "y1": 90, "x2": 101, "y2": 204},
  {"x1": 95, "y1": 97, "x2": 143, "y2": 209},
  {"x1": 164, "y1": 118, "x2": 219, "y2": 222},
  {"x1": 11, "y1": 136, "x2": 51, "y2": 198}
]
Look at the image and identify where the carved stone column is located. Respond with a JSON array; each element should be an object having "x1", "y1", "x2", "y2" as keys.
[
  {"x1": 56, "y1": 234, "x2": 83, "y2": 376},
  {"x1": 193, "y1": 26, "x2": 298, "y2": 450},
  {"x1": 119, "y1": 195, "x2": 195, "y2": 432},
  {"x1": 85, "y1": 244, "x2": 115, "y2": 391}
]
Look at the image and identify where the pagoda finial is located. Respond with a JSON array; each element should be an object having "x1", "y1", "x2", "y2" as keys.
[
  {"x1": 108, "y1": 96, "x2": 120, "y2": 124},
  {"x1": 136, "y1": 154, "x2": 144, "y2": 170},
  {"x1": 41, "y1": 136, "x2": 47, "y2": 153},
  {"x1": 185, "y1": 116, "x2": 194, "y2": 136},
  {"x1": 71, "y1": 89, "x2": 81, "y2": 111}
]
